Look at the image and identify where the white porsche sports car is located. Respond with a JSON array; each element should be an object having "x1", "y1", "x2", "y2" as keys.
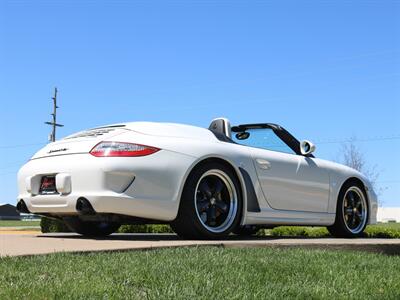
[{"x1": 17, "y1": 118, "x2": 377, "y2": 239}]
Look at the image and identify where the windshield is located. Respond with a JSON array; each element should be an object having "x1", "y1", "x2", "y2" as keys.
[{"x1": 231, "y1": 128, "x2": 296, "y2": 155}]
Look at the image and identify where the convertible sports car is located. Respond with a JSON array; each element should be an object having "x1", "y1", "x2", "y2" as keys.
[{"x1": 17, "y1": 118, "x2": 377, "y2": 239}]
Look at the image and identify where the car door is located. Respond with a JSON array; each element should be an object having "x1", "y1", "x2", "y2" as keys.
[{"x1": 233, "y1": 127, "x2": 330, "y2": 212}]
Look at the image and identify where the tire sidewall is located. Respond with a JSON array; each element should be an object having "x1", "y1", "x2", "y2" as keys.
[
  {"x1": 335, "y1": 181, "x2": 369, "y2": 237},
  {"x1": 181, "y1": 162, "x2": 243, "y2": 238}
]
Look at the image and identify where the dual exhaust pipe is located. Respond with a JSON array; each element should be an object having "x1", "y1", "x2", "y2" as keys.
[
  {"x1": 16, "y1": 200, "x2": 30, "y2": 214},
  {"x1": 17, "y1": 197, "x2": 96, "y2": 215},
  {"x1": 76, "y1": 197, "x2": 96, "y2": 215}
]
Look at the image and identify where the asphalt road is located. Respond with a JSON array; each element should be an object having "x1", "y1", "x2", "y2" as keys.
[{"x1": 1, "y1": 232, "x2": 400, "y2": 257}]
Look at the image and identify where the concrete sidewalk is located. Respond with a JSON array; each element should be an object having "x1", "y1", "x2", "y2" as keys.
[{"x1": 1, "y1": 232, "x2": 400, "y2": 257}]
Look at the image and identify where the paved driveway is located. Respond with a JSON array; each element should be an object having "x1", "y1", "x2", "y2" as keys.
[{"x1": 1, "y1": 232, "x2": 400, "y2": 257}]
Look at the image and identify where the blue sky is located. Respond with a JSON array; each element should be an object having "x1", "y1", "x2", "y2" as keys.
[{"x1": 0, "y1": 1, "x2": 399, "y2": 206}]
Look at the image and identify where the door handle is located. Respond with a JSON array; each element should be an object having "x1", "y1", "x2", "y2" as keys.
[{"x1": 256, "y1": 158, "x2": 271, "y2": 170}]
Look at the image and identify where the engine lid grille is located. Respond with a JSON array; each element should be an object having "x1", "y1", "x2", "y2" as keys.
[
  {"x1": 64, "y1": 128, "x2": 116, "y2": 140},
  {"x1": 31, "y1": 126, "x2": 127, "y2": 159}
]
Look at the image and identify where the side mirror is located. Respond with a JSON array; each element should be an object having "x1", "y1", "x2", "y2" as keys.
[
  {"x1": 235, "y1": 132, "x2": 250, "y2": 140},
  {"x1": 300, "y1": 140, "x2": 316, "y2": 156}
]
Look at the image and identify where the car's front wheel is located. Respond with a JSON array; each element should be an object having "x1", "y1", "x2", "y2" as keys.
[
  {"x1": 328, "y1": 181, "x2": 368, "y2": 238},
  {"x1": 64, "y1": 217, "x2": 120, "y2": 237},
  {"x1": 171, "y1": 162, "x2": 242, "y2": 239}
]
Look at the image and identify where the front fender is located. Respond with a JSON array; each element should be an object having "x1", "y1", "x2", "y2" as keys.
[{"x1": 328, "y1": 169, "x2": 378, "y2": 225}]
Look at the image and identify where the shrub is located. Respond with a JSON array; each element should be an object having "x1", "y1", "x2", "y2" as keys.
[
  {"x1": 40, "y1": 218, "x2": 173, "y2": 234},
  {"x1": 118, "y1": 224, "x2": 173, "y2": 234},
  {"x1": 364, "y1": 225, "x2": 400, "y2": 238},
  {"x1": 40, "y1": 217, "x2": 71, "y2": 233},
  {"x1": 40, "y1": 217, "x2": 173, "y2": 233},
  {"x1": 257, "y1": 226, "x2": 330, "y2": 238},
  {"x1": 256, "y1": 225, "x2": 400, "y2": 239},
  {"x1": 40, "y1": 220, "x2": 400, "y2": 238}
]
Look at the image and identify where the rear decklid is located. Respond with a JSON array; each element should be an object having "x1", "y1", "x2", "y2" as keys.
[
  {"x1": 123, "y1": 122, "x2": 216, "y2": 140},
  {"x1": 31, "y1": 125, "x2": 128, "y2": 159}
]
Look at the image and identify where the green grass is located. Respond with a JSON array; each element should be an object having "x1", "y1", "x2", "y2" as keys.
[
  {"x1": 256, "y1": 223, "x2": 400, "y2": 238},
  {"x1": 0, "y1": 220, "x2": 40, "y2": 227},
  {"x1": 0, "y1": 247, "x2": 399, "y2": 299}
]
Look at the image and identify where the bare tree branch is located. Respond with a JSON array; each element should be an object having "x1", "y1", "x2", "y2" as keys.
[{"x1": 339, "y1": 137, "x2": 385, "y2": 203}]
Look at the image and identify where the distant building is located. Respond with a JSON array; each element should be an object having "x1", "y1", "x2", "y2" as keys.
[
  {"x1": 0, "y1": 204, "x2": 20, "y2": 220},
  {"x1": 20, "y1": 213, "x2": 41, "y2": 220},
  {"x1": 377, "y1": 207, "x2": 400, "y2": 223}
]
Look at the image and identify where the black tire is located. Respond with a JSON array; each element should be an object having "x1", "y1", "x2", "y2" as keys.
[
  {"x1": 171, "y1": 161, "x2": 243, "y2": 239},
  {"x1": 327, "y1": 180, "x2": 369, "y2": 238},
  {"x1": 64, "y1": 217, "x2": 120, "y2": 237},
  {"x1": 233, "y1": 225, "x2": 259, "y2": 236}
]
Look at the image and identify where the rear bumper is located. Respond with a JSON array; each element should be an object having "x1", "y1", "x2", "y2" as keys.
[
  {"x1": 19, "y1": 193, "x2": 179, "y2": 221},
  {"x1": 17, "y1": 151, "x2": 196, "y2": 221}
]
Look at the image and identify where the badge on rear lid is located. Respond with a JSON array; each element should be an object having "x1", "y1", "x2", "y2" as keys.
[{"x1": 48, "y1": 148, "x2": 68, "y2": 154}]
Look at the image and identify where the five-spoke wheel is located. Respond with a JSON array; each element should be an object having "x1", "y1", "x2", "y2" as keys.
[
  {"x1": 195, "y1": 170, "x2": 238, "y2": 233},
  {"x1": 171, "y1": 162, "x2": 242, "y2": 239},
  {"x1": 342, "y1": 186, "x2": 367, "y2": 234},
  {"x1": 328, "y1": 181, "x2": 369, "y2": 238}
]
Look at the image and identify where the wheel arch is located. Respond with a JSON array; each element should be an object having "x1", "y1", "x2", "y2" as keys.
[
  {"x1": 340, "y1": 177, "x2": 369, "y2": 197},
  {"x1": 338, "y1": 176, "x2": 370, "y2": 213},
  {"x1": 328, "y1": 176, "x2": 371, "y2": 237},
  {"x1": 176, "y1": 156, "x2": 248, "y2": 224}
]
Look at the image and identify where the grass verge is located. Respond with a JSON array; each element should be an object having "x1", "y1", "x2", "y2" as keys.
[
  {"x1": 0, "y1": 220, "x2": 40, "y2": 227},
  {"x1": 0, "y1": 247, "x2": 399, "y2": 299},
  {"x1": 257, "y1": 223, "x2": 400, "y2": 238}
]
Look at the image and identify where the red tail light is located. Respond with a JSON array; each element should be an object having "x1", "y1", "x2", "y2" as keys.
[{"x1": 90, "y1": 142, "x2": 160, "y2": 157}]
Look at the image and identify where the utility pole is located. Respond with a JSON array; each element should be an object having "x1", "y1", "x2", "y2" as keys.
[{"x1": 45, "y1": 87, "x2": 64, "y2": 142}]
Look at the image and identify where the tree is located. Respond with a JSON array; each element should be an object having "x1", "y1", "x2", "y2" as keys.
[{"x1": 339, "y1": 137, "x2": 384, "y2": 201}]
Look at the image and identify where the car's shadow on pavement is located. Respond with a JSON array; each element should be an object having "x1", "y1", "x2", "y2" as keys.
[
  {"x1": 38, "y1": 233, "x2": 400, "y2": 256},
  {"x1": 39, "y1": 232, "x2": 281, "y2": 241}
]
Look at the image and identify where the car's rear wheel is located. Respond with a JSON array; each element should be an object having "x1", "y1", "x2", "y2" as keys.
[
  {"x1": 171, "y1": 162, "x2": 242, "y2": 239},
  {"x1": 328, "y1": 181, "x2": 368, "y2": 238},
  {"x1": 64, "y1": 217, "x2": 120, "y2": 237}
]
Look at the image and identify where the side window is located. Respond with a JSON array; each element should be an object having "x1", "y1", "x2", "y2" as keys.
[{"x1": 232, "y1": 128, "x2": 296, "y2": 155}]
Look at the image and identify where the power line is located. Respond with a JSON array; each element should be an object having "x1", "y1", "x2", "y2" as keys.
[
  {"x1": 0, "y1": 134, "x2": 399, "y2": 151},
  {"x1": 378, "y1": 180, "x2": 400, "y2": 184},
  {"x1": 0, "y1": 142, "x2": 46, "y2": 150},
  {"x1": 315, "y1": 135, "x2": 400, "y2": 145},
  {"x1": 0, "y1": 161, "x2": 27, "y2": 170},
  {"x1": 0, "y1": 171, "x2": 17, "y2": 177}
]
